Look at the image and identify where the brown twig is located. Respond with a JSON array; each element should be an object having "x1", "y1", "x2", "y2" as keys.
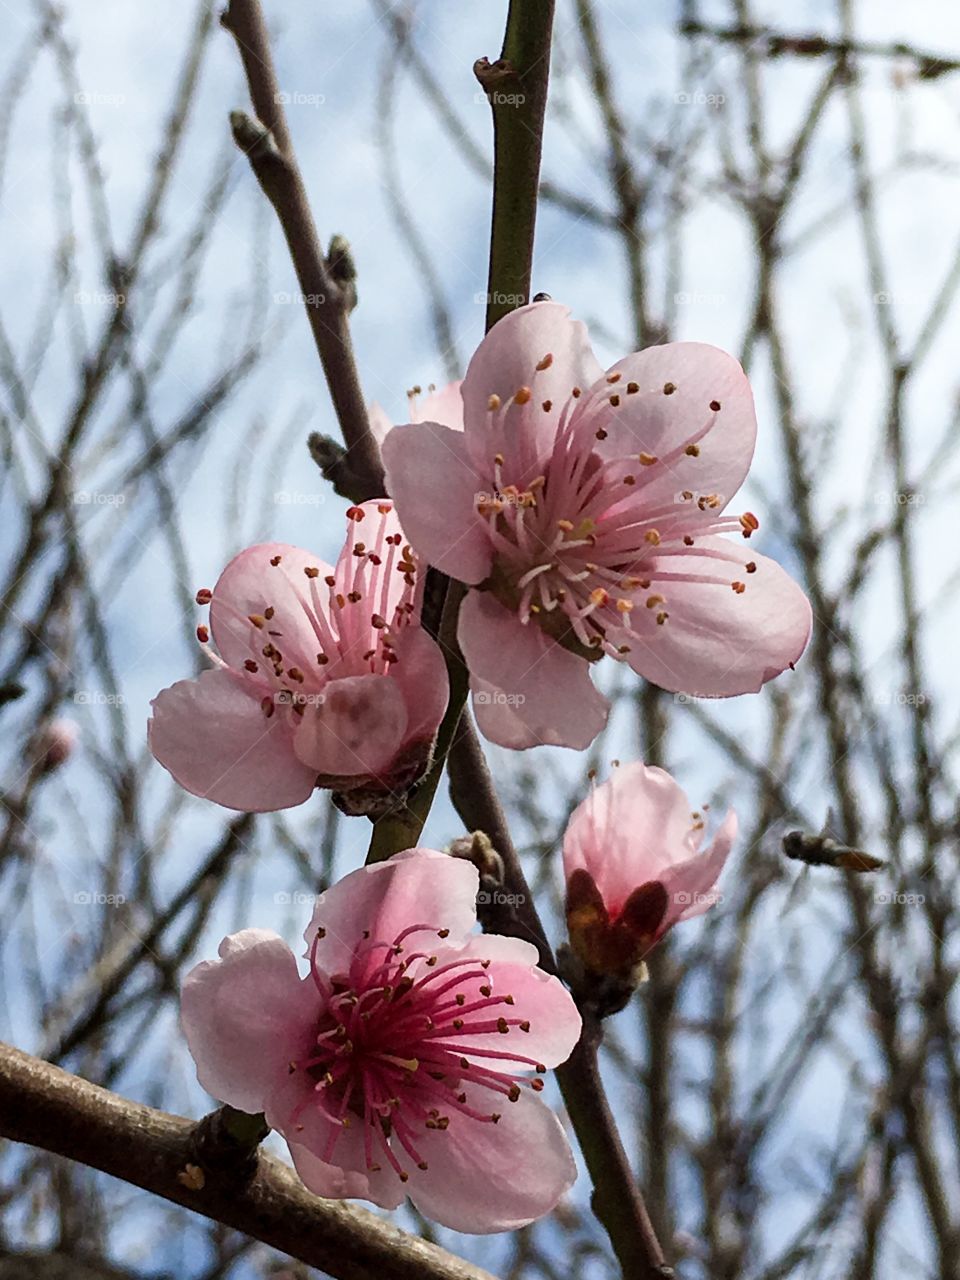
[
  {"x1": 221, "y1": 0, "x2": 383, "y2": 500},
  {"x1": 0, "y1": 1042, "x2": 498, "y2": 1280}
]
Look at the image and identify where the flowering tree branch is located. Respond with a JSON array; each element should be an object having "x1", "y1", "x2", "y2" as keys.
[
  {"x1": 218, "y1": 3, "x2": 673, "y2": 1275},
  {"x1": 0, "y1": 1042, "x2": 497, "y2": 1280}
]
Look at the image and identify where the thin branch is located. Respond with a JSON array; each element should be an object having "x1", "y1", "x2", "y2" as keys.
[{"x1": 221, "y1": 0, "x2": 383, "y2": 499}]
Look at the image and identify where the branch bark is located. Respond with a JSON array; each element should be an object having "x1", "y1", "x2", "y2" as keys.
[
  {"x1": 221, "y1": 0, "x2": 383, "y2": 499},
  {"x1": 0, "y1": 1043, "x2": 497, "y2": 1280}
]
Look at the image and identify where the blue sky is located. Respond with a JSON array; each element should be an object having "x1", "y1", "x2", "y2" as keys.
[{"x1": 2, "y1": 1, "x2": 960, "y2": 1275}]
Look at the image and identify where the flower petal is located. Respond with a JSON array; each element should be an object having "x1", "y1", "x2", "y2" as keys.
[
  {"x1": 292, "y1": 673, "x2": 408, "y2": 781},
  {"x1": 660, "y1": 808, "x2": 737, "y2": 927},
  {"x1": 407, "y1": 1090, "x2": 576, "y2": 1232},
  {"x1": 563, "y1": 763, "x2": 701, "y2": 915},
  {"x1": 209, "y1": 543, "x2": 335, "y2": 672},
  {"x1": 367, "y1": 401, "x2": 394, "y2": 446},
  {"x1": 181, "y1": 930, "x2": 317, "y2": 1114},
  {"x1": 389, "y1": 624, "x2": 450, "y2": 747},
  {"x1": 458, "y1": 590, "x2": 609, "y2": 750},
  {"x1": 149, "y1": 668, "x2": 317, "y2": 811},
  {"x1": 304, "y1": 849, "x2": 479, "y2": 979},
  {"x1": 286, "y1": 1137, "x2": 406, "y2": 1210},
  {"x1": 590, "y1": 342, "x2": 756, "y2": 510},
  {"x1": 382, "y1": 421, "x2": 492, "y2": 583},
  {"x1": 411, "y1": 380, "x2": 464, "y2": 430},
  {"x1": 434, "y1": 935, "x2": 582, "y2": 1069},
  {"x1": 461, "y1": 302, "x2": 603, "y2": 475},
  {"x1": 619, "y1": 539, "x2": 812, "y2": 696},
  {"x1": 266, "y1": 1069, "x2": 406, "y2": 1210}
]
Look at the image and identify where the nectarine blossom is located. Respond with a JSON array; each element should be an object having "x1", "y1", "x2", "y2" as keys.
[
  {"x1": 181, "y1": 849, "x2": 581, "y2": 1233},
  {"x1": 564, "y1": 762, "x2": 735, "y2": 978},
  {"x1": 383, "y1": 302, "x2": 811, "y2": 750},
  {"x1": 149, "y1": 501, "x2": 448, "y2": 814}
]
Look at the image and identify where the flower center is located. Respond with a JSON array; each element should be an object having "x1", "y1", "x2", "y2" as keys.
[
  {"x1": 194, "y1": 503, "x2": 423, "y2": 720},
  {"x1": 288, "y1": 924, "x2": 546, "y2": 1182},
  {"x1": 474, "y1": 366, "x2": 761, "y2": 661}
]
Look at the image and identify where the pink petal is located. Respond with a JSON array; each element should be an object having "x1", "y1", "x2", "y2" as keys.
[
  {"x1": 407, "y1": 1090, "x2": 576, "y2": 1232},
  {"x1": 180, "y1": 930, "x2": 317, "y2": 1114},
  {"x1": 618, "y1": 539, "x2": 812, "y2": 696},
  {"x1": 329, "y1": 501, "x2": 409, "y2": 637},
  {"x1": 659, "y1": 808, "x2": 737, "y2": 927},
  {"x1": 563, "y1": 763, "x2": 702, "y2": 914},
  {"x1": 458, "y1": 590, "x2": 609, "y2": 750},
  {"x1": 460, "y1": 301, "x2": 603, "y2": 473},
  {"x1": 149, "y1": 669, "x2": 316, "y2": 811},
  {"x1": 303, "y1": 849, "x2": 479, "y2": 979},
  {"x1": 382, "y1": 421, "x2": 492, "y2": 583},
  {"x1": 209, "y1": 543, "x2": 335, "y2": 672},
  {"x1": 591, "y1": 342, "x2": 756, "y2": 511},
  {"x1": 287, "y1": 1136, "x2": 406, "y2": 1210},
  {"x1": 266, "y1": 1070, "x2": 406, "y2": 1210},
  {"x1": 436, "y1": 935, "x2": 582, "y2": 1069},
  {"x1": 411, "y1": 380, "x2": 464, "y2": 430},
  {"x1": 389, "y1": 624, "x2": 450, "y2": 746},
  {"x1": 367, "y1": 401, "x2": 393, "y2": 446},
  {"x1": 291, "y1": 673, "x2": 408, "y2": 780}
]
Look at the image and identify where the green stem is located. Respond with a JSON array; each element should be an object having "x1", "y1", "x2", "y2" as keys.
[{"x1": 480, "y1": 1, "x2": 556, "y2": 328}]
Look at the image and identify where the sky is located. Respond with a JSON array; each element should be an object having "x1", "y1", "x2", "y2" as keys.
[{"x1": 1, "y1": 0, "x2": 960, "y2": 1276}]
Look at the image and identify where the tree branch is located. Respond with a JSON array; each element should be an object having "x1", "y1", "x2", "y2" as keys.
[
  {"x1": 0, "y1": 1043, "x2": 497, "y2": 1280},
  {"x1": 221, "y1": 0, "x2": 383, "y2": 499}
]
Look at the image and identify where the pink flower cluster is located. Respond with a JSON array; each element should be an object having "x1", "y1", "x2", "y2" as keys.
[{"x1": 159, "y1": 301, "x2": 809, "y2": 1233}]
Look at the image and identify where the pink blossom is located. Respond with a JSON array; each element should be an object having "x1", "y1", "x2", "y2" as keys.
[
  {"x1": 181, "y1": 849, "x2": 581, "y2": 1233},
  {"x1": 563, "y1": 762, "x2": 735, "y2": 977},
  {"x1": 29, "y1": 718, "x2": 79, "y2": 772},
  {"x1": 149, "y1": 501, "x2": 448, "y2": 814},
  {"x1": 369, "y1": 380, "x2": 463, "y2": 444},
  {"x1": 382, "y1": 302, "x2": 812, "y2": 750}
]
